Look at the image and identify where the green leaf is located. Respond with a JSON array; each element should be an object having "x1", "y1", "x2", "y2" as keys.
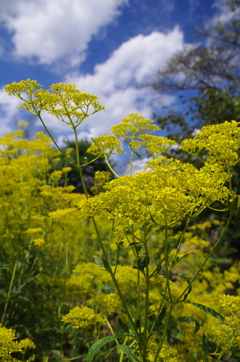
[
  {"x1": 93, "y1": 256, "x2": 104, "y2": 267},
  {"x1": 86, "y1": 335, "x2": 123, "y2": 362},
  {"x1": 116, "y1": 345, "x2": 137, "y2": 362},
  {"x1": 171, "y1": 316, "x2": 200, "y2": 333},
  {"x1": 138, "y1": 252, "x2": 149, "y2": 270},
  {"x1": 202, "y1": 334, "x2": 209, "y2": 361},
  {"x1": 149, "y1": 261, "x2": 163, "y2": 278},
  {"x1": 102, "y1": 258, "x2": 112, "y2": 273},
  {"x1": 149, "y1": 213, "x2": 162, "y2": 226},
  {"x1": 128, "y1": 316, "x2": 138, "y2": 337},
  {"x1": 186, "y1": 302, "x2": 224, "y2": 321},
  {"x1": 172, "y1": 253, "x2": 197, "y2": 267},
  {"x1": 152, "y1": 307, "x2": 166, "y2": 331},
  {"x1": 174, "y1": 274, "x2": 192, "y2": 301},
  {"x1": 51, "y1": 350, "x2": 86, "y2": 361},
  {"x1": 128, "y1": 242, "x2": 141, "y2": 246},
  {"x1": 118, "y1": 318, "x2": 129, "y2": 333},
  {"x1": 133, "y1": 150, "x2": 143, "y2": 160}
]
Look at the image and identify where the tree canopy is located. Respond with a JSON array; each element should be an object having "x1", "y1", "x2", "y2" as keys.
[{"x1": 149, "y1": 0, "x2": 240, "y2": 141}]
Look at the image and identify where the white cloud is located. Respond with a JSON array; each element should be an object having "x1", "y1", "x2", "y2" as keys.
[
  {"x1": 0, "y1": 0, "x2": 128, "y2": 65},
  {"x1": 123, "y1": 156, "x2": 153, "y2": 176},
  {"x1": 0, "y1": 88, "x2": 22, "y2": 136},
  {"x1": 211, "y1": 0, "x2": 240, "y2": 25},
  {"x1": 0, "y1": 27, "x2": 187, "y2": 142},
  {"x1": 63, "y1": 27, "x2": 185, "y2": 137}
]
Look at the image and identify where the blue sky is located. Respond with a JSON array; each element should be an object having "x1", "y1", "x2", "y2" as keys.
[{"x1": 0, "y1": 0, "x2": 231, "y2": 146}]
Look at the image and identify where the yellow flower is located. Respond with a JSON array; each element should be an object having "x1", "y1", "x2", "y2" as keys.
[
  {"x1": 0, "y1": 324, "x2": 35, "y2": 360},
  {"x1": 25, "y1": 228, "x2": 43, "y2": 235},
  {"x1": 62, "y1": 305, "x2": 105, "y2": 329},
  {"x1": 33, "y1": 238, "x2": 45, "y2": 246},
  {"x1": 5, "y1": 80, "x2": 105, "y2": 128},
  {"x1": 111, "y1": 113, "x2": 160, "y2": 139},
  {"x1": 87, "y1": 135, "x2": 125, "y2": 156},
  {"x1": 17, "y1": 120, "x2": 28, "y2": 128}
]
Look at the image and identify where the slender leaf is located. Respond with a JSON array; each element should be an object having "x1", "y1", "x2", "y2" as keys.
[
  {"x1": 118, "y1": 317, "x2": 129, "y2": 333},
  {"x1": 93, "y1": 256, "x2": 104, "y2": 267},
  {"x1": 151, "y1": 307, "x2": 166, "y2": 332},
  {"x1": 202, "y1": 334, "x2": 209, "y2": 361},
  {"x1": 172, "y1": 253, "x2": 197, "y2": 266},
  {"x1": 133, "y1": 150, "x2": 143, "y2": 160},
  {"x1": 51, "y1": 350, "x2": 86, "y2": 361},
  {"x1": 174, "y1": 274, "x2": 192, "y2": 301},
  {"x1": 86, "y1": 335, "x2": 123, "y2": 362},
  {"x1": 128, "y1": 316, "x2": 138, "y2": 337},
  {"x1": 117, "y1": 345, "x2": 137, "y2": 362},
  {"x1": 171, "y1": 316, "x2": 200, "y2": 333},
  {"x1": 128, "y1": 242, "x2": 141, "y2": 246},
  {"x1": 102, "y1": 258, "x2": 112, "y2": 273},
  {"x1": 186, "y1": 302, "x2": 224, "y2": 321}
]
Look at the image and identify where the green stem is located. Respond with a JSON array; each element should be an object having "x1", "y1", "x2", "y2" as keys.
[
  {"x1": 137, "y1": 269, "x2": 142, "y2": 339},
  {"x1": 104, "y1": 156, "x2": 119, "y2": 177},
  {"x1": 73, "y1": 127, "x2": 89, "y2": 197},
  {"x1": 170, "y1": 215, "x2": 193, "y2": 268},
  {"x1": 163, "y1": 210, "x2": 173, "y2": 304},
  {"x1": 153, "y1": 305, "x2": 173, "y2": 362},
  {"x1": 105, "y1": 317, "x2": 119, "y2": 344},
  {"x1": 130, "y1": 147, "x2": 134, "y2": 176},
  {"x1": 119, "y1": 337, "x2": 128, "y2": 362},
  {"x1": 143, "y1": 225, "x2": 150, "y2": 360},
  {"x1": 214, "y1": 336, "x2": 234, "y2": 362},
  {"x1": 34, "y1": 107, "x2": 66, "y2": 158},
  {"x1": 34, "y1": 112, "x2": 139, "y2": 345},
  {"x1": 92, "y1": 218, "x2": 139, "y2": 338},
  {"x1": 176, "y1": 210, "x2": 234, "y2": 304},
  {"x1": 108, "y1": 220, "x2": 115, "y2": 264},
  {"x1": 147, "y1": 281, "x2": 167, "y2": 342},
  {"x1": 1, "y1": 260, "x2": 17, "y2": 325}
]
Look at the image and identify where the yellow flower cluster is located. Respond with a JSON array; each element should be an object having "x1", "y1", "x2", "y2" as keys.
[
  {"x1": 0, "y1": 324, "x2": 35, "y2": 361},
  {"x1": 79, "y1": 156, "x2": 230, "y2": 233},
  {"x1": 181, "y1": 120, "x2": 240, "y2": 167},
  {"x1": 86, "y1": 135, "x2": 125, "y2": 156},
  {"x1": 111, "y1": 113, "x2": 160, "y2": 139},
  {"x1": 3, "y1": 80, "x2": 240, "y2": 361},
  {"x1": 62, "y1": 305, "x2": 105, "y2": 329},
  {"x1": 5, "y1": 80, "x2": 105, "y2": 129}
]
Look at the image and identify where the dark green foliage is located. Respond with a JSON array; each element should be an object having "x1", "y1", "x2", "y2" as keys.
[
  {"x1": 57, "y1": 139, "x2": 114, "y2": 194},
  {"x1": 149, "y1": 0, "x2": 240, "y2": 141}
]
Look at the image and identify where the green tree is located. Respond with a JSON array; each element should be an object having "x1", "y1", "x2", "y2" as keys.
[
  {"x1": 148, "y1": 0, "x2": 240, "y2": 261},
  {"x1": 57, "y1": 139, "x2": 114, "y2": 194},
  {"x1": 149, "y1": 0, "x2": 240, "y2": 141}
]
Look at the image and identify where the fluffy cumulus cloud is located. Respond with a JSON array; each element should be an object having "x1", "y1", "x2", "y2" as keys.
[
  {"x1": 0, "y1": 19, "x2": 187, "y2": 141},
  {"x1": 0, "y1": 88, "x2": 22, "y2": 135},
  {"x1": 0, "y1": 0, "x2": 128, "y2": 65},
  {"x1": 63, "y1": 26, "x2": 186, "y2": 139}
]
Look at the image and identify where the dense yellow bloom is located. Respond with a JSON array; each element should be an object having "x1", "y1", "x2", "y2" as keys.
[
  {"x1": 138, "y1": 134, "x2": 177, "y2": 156},
  {"x1": 62, "y1": 305, "x2": 105, "y2": 329},
  {"x1": 33, "y1": 238, "x2": 45, "y2": 246},
  {"x1": 80, "y1": 157, "x2": 230, "y2": 232},
  {"x1": 3, "y1": 81, "x2": 240, "y2": 361},
  {"x1": 0, "y1": 324, "x2": 35, "y2": 361},
  {"x1": 111, "y1": 113, "x2": 160, "y2": 139},
  {"x1": 94, "y1": 171, "x2": 112, "y2": 187},
  {"x1": 5, "y1": 80, "x2": 105, "y2": 128},
  {"x1": 87, "y1": 135, "x2": 125, "y2": 156},
  {"x1": 89, "y1": 293, "x2": 122, "y2": 314},
  {"x1": 181, "y1": 120, "x2": 240, "y2": 167},
  {"x1": 111, "y1": 113, "x2": 173, "y2": 156}
]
